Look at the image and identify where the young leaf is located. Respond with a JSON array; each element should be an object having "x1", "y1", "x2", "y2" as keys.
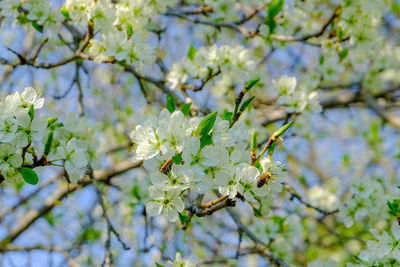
[
  {"x1": 60, "y1": 7, "x2": 70, "y2": 19},
  {"x1": 44, "y1": 131, "x2": 54, "y2": 155},
  {"x1": 166, "y1": 95, "x2": 176, "y2": 113},
  {"x1": 222, "y1": 111, "x2": 232, "y2": 121},
  {"x1": 268, "y1": 0, "x2": 285, "y2": 19},
  {"x1": 47, "y1": 117, "x2": 58, "y2": 124},
  {"x1": 239, "y1": 96, "x2": 255, "y2": 112},
  {"x1": 20, "y1": 168, "x2": 39, "y2": 185},
  {"x1": 268, "y1": 142, "x2": 276, "y2": 156},
  {"x1": 245, "y1": 77, "x2": 260, "y2": 91},
  {"x1": 172, "y1": 153, "x2": 183, "y2": 164},
  {"x1": 187, "y1": 45, "x2": 197, "y2": 60},
  {"x1": 274, "y1": 120, "x2": 294, "y2": 137},
  {"x1": 251, "y1": 132, "x2": 257, "y2": 150},
  {"x1": 200, "y1": 134, "x2": 212, "y2": 148},
  {"x1": 196, "y1": 112, "x2": 217, "y2": 136},
  {"x1": 28, "y1": 104, "x2": 35, "y2": 121},
  {"x1": 32, "y1": 21, "x2": 43, "y2": 33},
  {"x1": 181, "y1": 102, "x2": 192, "y2": 116}
]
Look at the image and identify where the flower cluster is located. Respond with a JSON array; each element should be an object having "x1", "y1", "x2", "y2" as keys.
[
  {"x1": 63, "y1": 0, "x2": 177, "y2": 68},
  {"x1": 165, "y1": 252, "x2": 195, "y2": 267},
  {"x1": 130, "y1": 109, "x2": 287, "y2": 222},
  {"x1": 348, "y1": 225, "x2": 400, "y2": 266},
  {"x1": 0, "y1": 0, "x2": 63, "y2": 35},
  {"x1": 273, "y1": 75, "x2": 321, "y2": 114},
  {"x1": 167, "y1": 44, "x2": 256, "y2": 97},
  {"x1": 250, "y1": 214, "x2": 302, "y2": 263},
  {"x1": 339, "y1": 176, "x2": 393, "y2": 228},
  {"x1": 0, "y1": 88, "x2": 97, "y2": 184},
  {"x1": 308, "y1": 178, "x2": 340, "y2": 213}
]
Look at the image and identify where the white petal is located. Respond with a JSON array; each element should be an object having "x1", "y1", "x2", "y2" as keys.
[{"x1": 146, "y1": 202, "x2": 162, "y2": 216}]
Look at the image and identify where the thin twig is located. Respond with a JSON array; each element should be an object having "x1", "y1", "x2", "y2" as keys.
[{"x1": 89, "y1": 167, "x2": 131, "y2": 251}]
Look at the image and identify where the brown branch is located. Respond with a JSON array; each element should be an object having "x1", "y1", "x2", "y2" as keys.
[
  {"x1": 200, "y1": 195, "x2": 228, "y2": 208},
  {"x1": 0, "y1": 245, "x2": 80, "y2": 267},
  {"x1": 166, "y1": 5, "x2": 339, "y2": 45},
  {"x1": 225, "y1": 207, "x2": 289, "y2": 267},
  {"x1": 0, "y1": 174, "x2": 60, "y2": 222},
  {"x1": 284, "y1": 183, "x2": 339, "y2": 216},
  {"x1": 187, "y1": 197, "x2": 236, "y2": 217},
  {"x1": 89, "y1": 167, "x2": 130, "y2": 251},
  {"x1": 259, "y1": 84, "x2": 400, "y2": 126},
  {"x1": 363, "y1": 93, "x2": 400, "y2": 129},
  {"x1": 0, "y1": 160, "x2": 142, "y2": 245},
  {"x1": 271, "y1": 6, "x2": 340, "y2": 42}
]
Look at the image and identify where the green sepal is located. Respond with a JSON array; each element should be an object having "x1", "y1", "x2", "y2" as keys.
[
  {"x1": 179, "y1": 210, "x2": 190, "y2": 225},
  {"x1": 126, "y1": 23, "x2": 133, "y2": 37}
]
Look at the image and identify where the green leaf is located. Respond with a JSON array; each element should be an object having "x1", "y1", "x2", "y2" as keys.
[
  {"x1": 196, "y1": 112, "x2": 217, "y2": 136},
  {"x1": 267, "y1": 142, "x2": 276, "y2": 156},
  {"x1": 251, "y1": 132, "x2": 257, "y2": 150},
  {"x1": 47, "y1": 117, "x2": 58, "y2": 124},
  {"x1": 181, "y1": 102, "x2": 192, "y2": 116},
  {"x1": 268, "y1": 0, "x2": 285, "y2": 19},
  {"x1": 179, "y1": 210, "x2": 190, "y2": 225},
  {"x1": 200, "y1": 134, "x2": 212, "y2": 148},
  {"x1": 172, "y1": 153, "x2": 182, "y2": 164},
  {"x1": 239, "y1": 96, "x2": 255, "y2": 112},
  {"x1": 44, "y1": 131, "x2": 54, "y2": 155},
  {"x1": 274, "y1": 120, "x2": 294, "y2": 137},
  {"x1": 155, "y1": 263, "x2": 166, "y2": 267},
  {"x1": 187, "y1": 45, "x2": 197, "y2": 60},
  {"x1": 60, "y1": 7, "x2": 70, "y2": 19},
  {"x1": 245, "y1": 77, "x2": 260, "y2": 90},
  {"x1": 32, "y1": 21, "x2": 43, "y2": 33},
  {"x1": 222, "y1": 111, "x2": 232, "y2": 121},
  {"x1": 166, "y1": 94, "x2": 176, "y2": 113},
  {"x1": 20, "y1": 168, "x2": 39, "y2": 185},
  {"x1": 28, "y1": 104, "x2": 35, "y2": 121}
]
